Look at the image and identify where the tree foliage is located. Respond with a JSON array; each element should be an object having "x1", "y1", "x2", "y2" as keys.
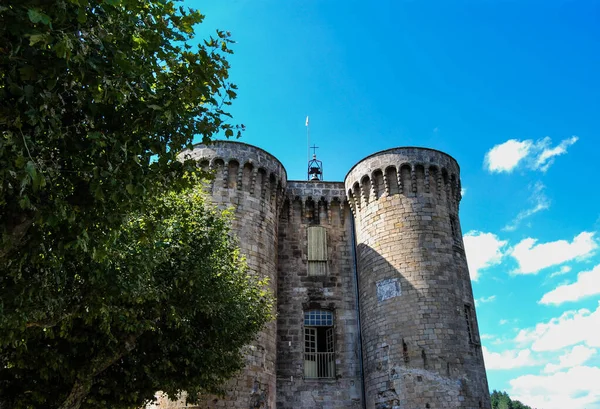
[
  {"x1": 1, "y1": 0, "x2": 241, "y2": 262},
  {"x1": 490, "y1": 390, "x2": 537, "y2": 409},
  {"x1": 0, "y1": 186, "x2": 273, "y2": 409},
  {"x1": 0, "y1": 1, "x2": 263, "y2": 408}
]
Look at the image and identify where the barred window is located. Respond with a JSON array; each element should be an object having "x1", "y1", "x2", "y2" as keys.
[
  {"x1": 308, "y1": 226, "x2": 327, "y2": 276},
  {"x1": 304, "y1": 310, "x2": 335, "y2": 379}
]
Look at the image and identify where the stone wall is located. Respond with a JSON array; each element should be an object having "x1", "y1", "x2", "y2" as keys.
[
  {"x1": 345, "y1": 148, "x2": 490, "y2": 409},
  {"x1": 275, "y1": 181, "x2": 363, "y2": 409}
]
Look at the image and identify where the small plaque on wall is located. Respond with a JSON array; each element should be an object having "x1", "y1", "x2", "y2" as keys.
[{"x1": 376, "y1": 278, "x2": 401, "y2": 302}]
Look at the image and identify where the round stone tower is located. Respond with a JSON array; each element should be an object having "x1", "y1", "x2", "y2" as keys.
[
  {"x1": 182, "y1": 141, "x2": 287, "y2": 409},
  {"x1": 345, "y1": 147, "x2": 490, "y2": 409}
]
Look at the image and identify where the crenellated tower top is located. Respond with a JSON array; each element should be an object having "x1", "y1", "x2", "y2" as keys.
[
  {"x1": 344, "y1": 146, "x2": 462, "y2": 216},
  {"x1": 180, "y1": 141, "x2": 288, "y2": 211}
]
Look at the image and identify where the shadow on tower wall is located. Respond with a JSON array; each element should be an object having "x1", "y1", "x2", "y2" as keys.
[{"x1": 355, "y1": 243, "x2": 490, "y2": 409}]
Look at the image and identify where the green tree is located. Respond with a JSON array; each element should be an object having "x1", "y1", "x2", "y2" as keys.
[
  {"x1": 0, "y1": 1, "x2": 260, "y2": 408},
  {"x1": 0, "y1": 0, "x2": 242, "y2": 255},
  {"x1": 1, "y1": 0, "x2": 241, "y2": 263},
  {"x1": 0, "y1": 186, "x2": 273, "y2": 409},
  {"x1": 490, "y1": 390, "x2": 537, "y2": 409}
]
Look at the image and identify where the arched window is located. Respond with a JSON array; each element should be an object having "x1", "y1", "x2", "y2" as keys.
[{"x1": 304, "y1": 310, "x2": 335, "y2": 379}]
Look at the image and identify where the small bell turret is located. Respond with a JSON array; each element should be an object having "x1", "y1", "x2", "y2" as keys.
[{"x1": 307, "y1": 147, "x2": 323, "y2": 181}]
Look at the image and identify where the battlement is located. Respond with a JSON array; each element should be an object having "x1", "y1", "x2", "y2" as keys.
[
  {"x1": 344, "y1": 147, "x2": 462, "y2": 214},
  {"x1": 283, "y1": 181, "x2": 349, "y2": 225},
  {"x1": 181, "y1": 141, "x2": 287, "y2": 210}
]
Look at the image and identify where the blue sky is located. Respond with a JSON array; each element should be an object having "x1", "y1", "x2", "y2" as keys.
[{"x1": 184, "y1": 1, "x2": 600, "y2": 407}]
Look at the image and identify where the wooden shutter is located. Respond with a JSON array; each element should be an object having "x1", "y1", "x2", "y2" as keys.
[
  {"x1": 308, "y1": 226, "x2": 328, "y2": 276},
  {"x1": 307, "y1": 227, "x2": 327, "y2": 261}
]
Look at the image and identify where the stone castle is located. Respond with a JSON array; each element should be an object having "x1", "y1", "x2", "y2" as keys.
[{"x1": 165, "y1": 140, "x2": 490, "y2": 409}]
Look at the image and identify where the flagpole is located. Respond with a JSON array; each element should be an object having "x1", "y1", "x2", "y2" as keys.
[{"x1": 306, "y1": 116, "x2": 310, "y2": 180}]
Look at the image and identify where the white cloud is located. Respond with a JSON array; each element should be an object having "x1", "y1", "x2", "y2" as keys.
[
  {"x1": 540, "y1": 264, "x2": 600, "y2": 305},
  {"x1": 503, "y1": 182, "x2": 550, "y2": 231},
  {"x1": 534, "y1": 136, "x2": 579, "y2": 172},
  {"x1": 485, "y1": 139, "x2": 532, "y2": 173},
  {"x1": 475, "y1": 295, "x2": 496, "y2": 306},
  {"x1": 491, "y1": 337, "x2": 510, "y2": 346},
  {"x1": 484, "y1": 136, "x2": 578, "y2": 173},
  {"x1": 510, "y1": 365, "x2": 600, "y2": 409},
  {"x1": 515, "y1": 302, "x2": 600, "y2": 352},
  {"x1": 461, "y1": 187, "x2": 467, "y2": 197},
  {"x1": 480, "y1": 333, "x2": 495, "y2": 340},
  {"x1": 510, "y1": 232, "x2": 598, "y2": 274},
  {"x1": 508, "y1": 305, "x2": 600, "y2": 408},
  {"x1": 482, "y1": 346, "x2": 538, "y2": 370},
  {"x1": 549, "y1": 265, "x2": 572, "y2": 278},
  {"x1": 463, "y1": 231, "x2": 507, "y2": 281},
  {"x1": 499, "y1": 319, "x2": 509, "y2": 325},
  {"x1": 542, "y1": 345, "x2": 597, "y2": 373}
]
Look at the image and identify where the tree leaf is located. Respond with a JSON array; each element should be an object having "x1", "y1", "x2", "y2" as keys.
[
  {"x1": 53, "y1": 37, "x2": 72, "y2": 59},
  {"x1": 28, "y1": 33, "x2": 48, "y2": 46},
  {"x1": 76, "y1": 7, "x2": 87, "y2": 23},
  {"x1": 27, "y1": 9, "x2": 51, "y2": 26}
]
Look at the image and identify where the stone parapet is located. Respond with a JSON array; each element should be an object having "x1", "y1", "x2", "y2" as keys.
[
  {"x1": 345, "y1": 147, "x2": 462, "y2": 218},
  {"x1": 182, "y1": 141, "x2": 287, "y2": 213},
  {"x1": 284, "y1": 181, "x2": 348, "y2": 226}
]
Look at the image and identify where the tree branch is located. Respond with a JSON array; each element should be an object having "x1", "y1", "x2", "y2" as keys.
[
  {"x1": 25, "y1": 310, "x2": 77, "y2": 329},
  {"x1": 0, "y1": 216, "x2": 34, "y2": 260},
  {"x1": 58, "y1": 332, "x2": 141, "y2": 409}
]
